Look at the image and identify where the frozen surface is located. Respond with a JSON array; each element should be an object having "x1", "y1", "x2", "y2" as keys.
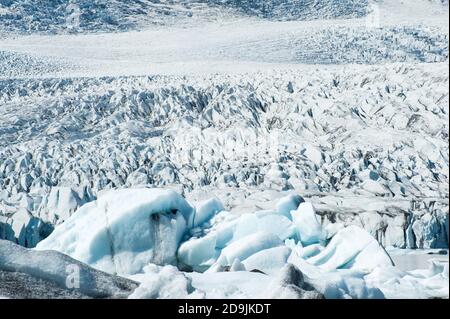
[
  {"x1": 0, "y1": 239, "x2": 137, "y2": 298},
  {"x1": 291, "y1": 202, "x2": 325, "y2": 245},
  {"x1": 1, "y1": 63, "x2": 448, "y2": 250},
  {"x1": 387, "y1": 248, "x2": 449, "y2": 271},
  {"x1": 31, "y1": 190, "x2": 448, "y2": 299},
  {"x1": 36, "y1": 188, "x2": 194, "y2": 275},
  {"x1": 0, "y1": 0, "x2": 449, "y2": 299}
]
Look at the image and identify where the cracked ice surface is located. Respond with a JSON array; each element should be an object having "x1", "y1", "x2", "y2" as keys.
[{"x1": 1, "y1": 63, "x2": 448, "y2": 249}]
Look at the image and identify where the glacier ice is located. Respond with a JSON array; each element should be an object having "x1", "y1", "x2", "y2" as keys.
[
  {"x1": 263, "y1": 263, "x2": 324, "y2": 299},
  {"x1": 192, "y1": 198, "x2": 224, "y2": 228},
  {"x1": 0, "y1": 239, "x2": 137, "y2": 299},
  {"x1": 242, "y1": 246, "x2": 292, "y2": 275},
  {"x1": 36, "y1": 188, "x2": 194, "y2": 275},
  {"x1": 31, "y1": 188, "x2": 445, "y2": 299},
  {"x1": 306, "y1": 226, "x2": 393, "y2": 271},
  {"x1": 128, "y1": 264, "x2": 203, "y2": 299},
  {"x1": 275, "y1": 194, "x2": 304, "y2": 219},
  {"x1": 210, "y1": 231, "x2": 284, "y2": 272},
  {"x1": 291, "y1": 202, "x2": 325, "y2": 246},
  {"x1": 0, "y1": 0, "x2": 448, "y2": 300}
]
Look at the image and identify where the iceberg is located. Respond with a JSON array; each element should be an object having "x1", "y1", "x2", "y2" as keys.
[
  {"x1": 291, "y1": 202, "x2": 325, "y2": 245},
  {"x1": 28, "y1": 188, "x2": 448, "y2": 299},
  {"x1": 36, "y1": 188, "x2": 194, "y2": 276},
  {"x1": 307, "y1": 225, "x2": 394, "y2": 271}
]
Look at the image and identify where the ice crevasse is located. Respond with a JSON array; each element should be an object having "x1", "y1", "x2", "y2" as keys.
[{"x1": 35, "y1": 187, "x2": 447, "y2": 299}]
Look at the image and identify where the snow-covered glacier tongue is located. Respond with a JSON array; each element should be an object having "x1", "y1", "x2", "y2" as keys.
[{"x1": 0, "y1": 0, "x2": 449, "y2": 299}]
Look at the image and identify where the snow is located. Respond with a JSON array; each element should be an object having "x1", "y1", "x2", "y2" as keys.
[
  {"x1": 36, "y1": 188, "x2": 194, "y2": 275},
  {"x1": 242, "y1": 246, "x2": 292, "y2": 275}
]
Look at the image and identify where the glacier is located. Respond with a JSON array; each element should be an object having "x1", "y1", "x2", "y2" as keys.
[
  {"x1": 36, "y1": 188, "x2": 194, "y2": 275},
  {"x1": 32, "y1": 188, "x2": 447, "y2": 299},
  {"x1": 0, "y1": 0, "x2": 449, "y2": 299}
]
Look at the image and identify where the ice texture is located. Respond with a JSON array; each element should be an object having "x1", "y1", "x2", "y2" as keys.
[
  {"x1": 0, "y1": 239, "x2": 137, "y2": 298},
  {"x1": 291, "y1": 202, "x2": 325, "y2": 245},
  {"x1": 8, "y1": 188, "x2": 449, "y2": 299},
  {"x1": 0, "y1": 0, "x2": 448, "y2": 300},
  {"x1": 36, "y1": 188, "x2": 194, "y2": 275}
]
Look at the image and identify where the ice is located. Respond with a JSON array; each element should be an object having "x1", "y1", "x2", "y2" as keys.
[
  {"x1": 178, "y1": 233, "x2": 219, "y2": 272},
  {"x1": 187, "y1": 271, "x2": 272, "y2": 299},
  {"x1": 14, "y1": 192, "x2": 449, "y2": 299},
  {"x1": 275, "y1": 194, "x2": 304, "y2": 219},
  {"x1": 0, "y1": 240, "x2": 137, "y2": 299},
  {"x1": 0, "y1": 0, "x2": 448, "y2": 300},
  {"x1": 1, "y1": 63, "x2": 448, "y2": 249},
  {"x1": 242, "y1": 246, "x2": 292, "y2": 275},
  {"x1": 291, "y1": 202, "x2": 325, "y2": 246},
  {"x1": 193, "y1": 198, "x2": 224, "y2": 228},
  {"x1": 263, "y1": 264, "x2": 323, "y2": 299},
  {"x1": 39, "y1": 187, "x2": 87, "y2": 224},
  {"x1": 128, "y1": 264, "x2": 203, "y2": 299},
  {"x1": 307, "y1": 226, "x2": 393, "y2": 271},
  {"x1": 179, "y1": 206, "x2": 295, "y2": 271},
  {"x1": 36, "y1": 188, "x2": 194, "y2": 275},
  {"x1": 365, "y1": 262, "x2": 449, "y2": 299},
  {"x1": 287, "y1": 251, "x2": 385, "y2": 299},
  {"x1": 210, "y1": 231, "x2": 283, "y2": 271},
  {"x1": 296, "y1": 243, "x2": 324, "y2": 259},
  {"x1": 235, "y1": 212, "x2": 295, "y2": 241}
]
